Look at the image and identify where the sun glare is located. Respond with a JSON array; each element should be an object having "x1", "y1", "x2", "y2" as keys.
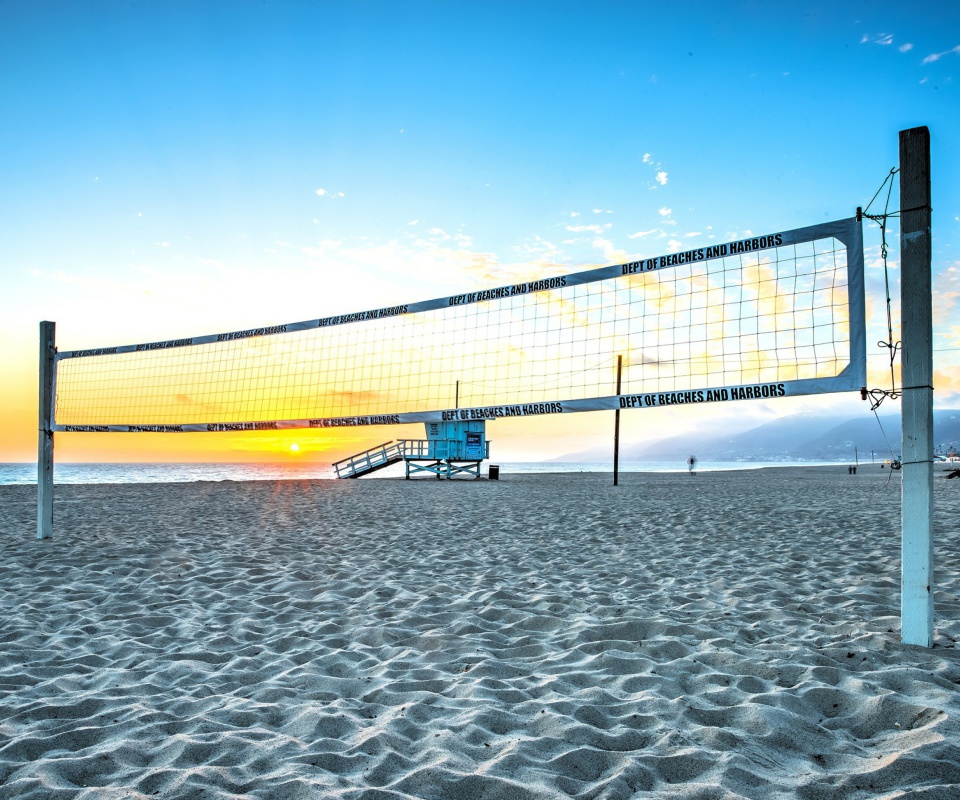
[{"x1": 290, "y1": 443, "x2": 300, "y2": 452}]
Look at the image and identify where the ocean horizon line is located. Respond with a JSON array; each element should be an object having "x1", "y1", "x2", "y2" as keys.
[{"x1": 0, "y1": 458, "x2": 873, "y2": 486}]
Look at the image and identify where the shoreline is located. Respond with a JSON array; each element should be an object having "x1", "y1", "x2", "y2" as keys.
[{"x1": 0, "y1": 460, "x2": 925, "y2": 490}]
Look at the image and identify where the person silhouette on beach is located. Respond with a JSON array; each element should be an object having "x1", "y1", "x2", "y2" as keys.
[{"x1": 687, "y1": 455, "x2": 697, "y2": 476}]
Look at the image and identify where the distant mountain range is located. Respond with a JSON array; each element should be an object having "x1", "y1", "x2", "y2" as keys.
[{"x1": 555, "y1": 410, "x2": 960, "y2": 463}]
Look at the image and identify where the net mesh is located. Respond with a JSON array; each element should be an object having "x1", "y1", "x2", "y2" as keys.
[{"x1": 54, "y1": 235, "x2": 851, "y2": 426}]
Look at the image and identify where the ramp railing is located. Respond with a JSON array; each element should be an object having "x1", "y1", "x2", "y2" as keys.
[{"x1": 333, "y1": 440, "x2": 404, "y2": 478}]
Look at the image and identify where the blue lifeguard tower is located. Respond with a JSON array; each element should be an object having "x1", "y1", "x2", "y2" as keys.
[
  {"x1": 333, "y1": 420, "x2": 490, "y2": 479},
  {"x1": 404, "y1": 420, "x2": 488, "y2": 479}
]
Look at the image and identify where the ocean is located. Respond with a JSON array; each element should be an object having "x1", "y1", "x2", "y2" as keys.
[{"x1": 0, "y1": 459, "x2": 852, "y2": 486}]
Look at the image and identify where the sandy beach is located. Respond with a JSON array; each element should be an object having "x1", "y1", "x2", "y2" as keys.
[{"x1": 1, "y1": 466, "x2": 959, "y2": 799}]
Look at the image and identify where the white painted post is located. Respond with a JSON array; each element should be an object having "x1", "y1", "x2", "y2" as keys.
[
  {"x1": 38, "y1": 321, "x2": 56, "y2": 540},
  {"x1": 899, "y1": 127, "x2": 934, "y2": 647}
]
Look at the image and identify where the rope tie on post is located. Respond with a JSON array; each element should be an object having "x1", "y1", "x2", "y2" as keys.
[
  {"x1": 856, "y1": 167, "x2": 933, "y2": 478},
  {"x1": 859, "y1": 162, "x2": 937, "y2": 491}
]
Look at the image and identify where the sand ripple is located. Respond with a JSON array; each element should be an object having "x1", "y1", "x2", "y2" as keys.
[{"x1": 1, "y1": 467, "x2": 959, "y2": 798}]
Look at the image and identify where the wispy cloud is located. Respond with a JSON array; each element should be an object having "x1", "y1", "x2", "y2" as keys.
[
  {"x1": 315, "y1": 187, "x2": 345, "y2": 198},
  {"x1": 658, "y1": 207, "x2": 672, "y2": 217},
  {"x1": 565, "y1": 223, "x2": 612, "y2": 234},
  {"x1": 899, "y1": 43, "x2": 913, "y2": 53},
  {"x1": 592, "y1": 238, "x2": 626, "y2": 262},
  {"x1": 627, "y1": 229, "x2": 657, "y2": 239},
  {"x1": 643, "y1": 153, "x2": 669, "y2": 189},
  {"x1": 932, "y1": 367, "x2": 960, "y2": 404},
  {"x1": 933, "y1": 263, "x2": 960, "y2": 328},
  {"x1": 299, "y1": 239, "x2": 344, "y2": 257},
  {"x1": 592, "y1": 208, "x2": 613, "y2": 214},
  {"x1": 514, "y1": 234, "x2": 560, "y2": 258},
  {"x1": 922, "y1": 45, "x2": 960, "y2": 64},
  {"x1": 300, "y1": 237, "x2": 511, "y2": 300}
]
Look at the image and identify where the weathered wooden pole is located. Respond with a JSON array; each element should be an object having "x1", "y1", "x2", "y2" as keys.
[
  {"x1": 899, "y1": 126, "x2": 934, "y2": 647},
  {"x1": 38, "y1": 321, "x2": 56, "y2": 540},
  {"x1": 613, "y1": 355, "x2": 622, "y2": 486}
]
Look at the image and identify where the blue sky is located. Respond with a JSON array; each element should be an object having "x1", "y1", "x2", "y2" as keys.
[{"x1": 1, "y1": 1, "x2": 958, "y2": 462}]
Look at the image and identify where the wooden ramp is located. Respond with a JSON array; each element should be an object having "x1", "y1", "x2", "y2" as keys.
[
  {"x1": 334, "y1": 436, "x2": 491, "y2": 480},
  {"x1": 333, "y1": 441, "x2": 404, "y2": 479}
]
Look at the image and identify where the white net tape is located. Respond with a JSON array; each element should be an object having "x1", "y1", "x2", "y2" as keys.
[{"x1": 53, "y1": 218, "x2": 865, "y2": 432}]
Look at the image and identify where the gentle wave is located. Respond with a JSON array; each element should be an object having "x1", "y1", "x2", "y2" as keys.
[{"x1": 0, "y1": 459, "x2": 856, "y2": 486}]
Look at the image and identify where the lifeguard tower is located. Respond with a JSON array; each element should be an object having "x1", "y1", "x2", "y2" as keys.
[
  {"x1": 404, "y1": 420, "x2": 489, "y2": 479},
  {"x1": 332, "y1": 420, "x2": 490, "y2": 479}
]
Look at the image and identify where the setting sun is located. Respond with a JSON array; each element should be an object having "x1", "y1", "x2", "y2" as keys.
[{"x1": 289, "y1": 443, "x2": 300, "y2": 452}]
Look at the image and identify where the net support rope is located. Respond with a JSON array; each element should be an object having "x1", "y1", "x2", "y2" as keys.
[{"x1": 858, "y1": 167, "x2": 937, "y2": 471}]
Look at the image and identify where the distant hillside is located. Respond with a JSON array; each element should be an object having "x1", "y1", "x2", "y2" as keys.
[{"x1": 555, "y1": 410, "x2": 960, "y2": 463}]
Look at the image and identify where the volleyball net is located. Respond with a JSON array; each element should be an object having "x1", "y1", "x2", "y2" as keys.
[{"x1": 50, "y1": 217, "x2": 865, "y2": 433}]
